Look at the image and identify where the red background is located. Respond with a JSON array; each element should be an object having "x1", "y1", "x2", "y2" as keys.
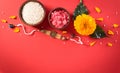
[{"x1": 0, "y1": 0, "x2": 120, "y2": 73}]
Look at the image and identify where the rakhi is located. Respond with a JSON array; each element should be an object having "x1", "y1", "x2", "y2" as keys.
[
  {"x1": 11, "y1": 23, "x2": 83, "y2": 45},
  {"x1": 17, "y1": 0, "x2": 83, "y2": 44}
]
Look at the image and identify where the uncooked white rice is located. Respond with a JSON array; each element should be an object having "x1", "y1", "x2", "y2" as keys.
[{"x1": 22, "y1": 2, "x2": 45, "y2": 25}]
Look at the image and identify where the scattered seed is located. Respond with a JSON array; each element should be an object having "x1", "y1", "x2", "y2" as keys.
[{"x1": 107, "y1": 30, "x2": 114, "y2": 35}]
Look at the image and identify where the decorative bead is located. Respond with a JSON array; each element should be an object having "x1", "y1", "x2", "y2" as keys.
[
  {"x1": 9, "y1": 24, "x2": 15, "y2": 28},
  {"x1": 50, "y1": 31, "x2": 57, "y2": 38}
]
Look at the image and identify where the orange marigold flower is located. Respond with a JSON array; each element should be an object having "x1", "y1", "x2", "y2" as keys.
[{"x1": 74, "y1": 14, "x2": 97, "y2": 36}]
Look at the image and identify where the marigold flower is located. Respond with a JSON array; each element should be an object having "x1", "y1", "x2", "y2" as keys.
[{"x1": 74, "y1": 14, "x2": 97, "y2": 36}]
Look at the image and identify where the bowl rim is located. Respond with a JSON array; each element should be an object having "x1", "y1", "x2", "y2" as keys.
[
  {"x1": 48, "y1": 7, "x2": 71, "y2": 30},
  {"x1": 19, "y1": 0, "x2": 46, "y2": 26}
]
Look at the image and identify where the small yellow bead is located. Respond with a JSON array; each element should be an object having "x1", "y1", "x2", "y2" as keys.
[{"x1": 95, "y1": 7, "x2": 101, "y2": 13}]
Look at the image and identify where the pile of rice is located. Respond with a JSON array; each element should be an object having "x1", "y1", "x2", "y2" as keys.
[{"x1": 21, "y1": 1, "x2": 45, "y2": 25}]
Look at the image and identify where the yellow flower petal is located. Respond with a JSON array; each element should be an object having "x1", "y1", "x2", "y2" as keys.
[
  {"x1": 14, "y1": 27, "x2": 20, "y2": 33},
  {"x1": 95, "y1": 7, "x2": 101, "y2": 13},
  {"x1": 96, "y1": 18, "x2": 104, "y2": 21},
  {"x1": 74, "y1": 14, "x2": 96, "y2": 36},
  {"x1": 107, "y1": 30, "x2": 114, "y2": 35},
  {"x1": 107, "y1": 42, "x2": 113, "y2": 47},
  {"x1": 62, "y1": 31, "x2": 67, "y2": 34},
  {"x1": 9, "y1": 16, "x2": 17, "y2": 19},
  {"x1": 90, "y1": 41, "x2": 96, "y2": 46},
  {"x1": 113, "y1": 24, "x2": 119, "y2": 28},
  {"x1": 1, "y1": 19, "x2": 7, "y2": 23}
]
